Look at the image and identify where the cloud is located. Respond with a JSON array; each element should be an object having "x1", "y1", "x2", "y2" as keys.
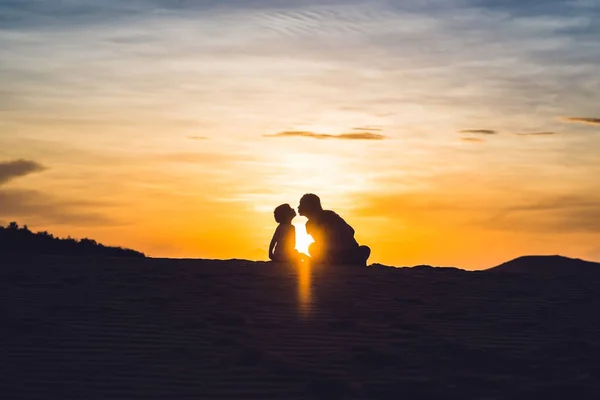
[
  {"x1": 461, "y1": 137, "x2": 485, "y2": 143},
  {"x1": 353, "y1": 126, "x2": 383, "y2": 132},
  {"x1": 0, "y1": 159, "x2": 116, "y2": 226},
  {"x1": 486, "y1": 194, "x2": 600, "y2": 234},
  {"x1": 470, "y1": 0, "x2": 600, "y2": 18},
  {"x1": 157, "y1": 152, "x2": 254, "y2": 164},
  {"x1": 515, "y1": 131, "x2": 558, "y2": 136},
  {"x1": 0, "y1": 188, "x2": 117, "y2": 226},
  {"x1": 354, "y1": 187, "x2": 600, "y2": 234},
  {"x1": 559, "y1": 117, "x2": 600, "y2": 126},
  {"x1": 459, "y1": 130, "x2": 497, "y2": 135},
  {"x1": 0, "y1": 159, "x2": 46, "y2": 185},
  {"x1": 2, "y1": 0, "x2": 599, "y2": 141},
  {"x1": 264, "y1": 131, "x2": 386, "y2": 140},
  {"x1": 188, "y1": 136, "x2": 208, "y2": 140}
]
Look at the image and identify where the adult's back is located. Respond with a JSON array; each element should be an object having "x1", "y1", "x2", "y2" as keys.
[
  {"x1": 307, "y1": 210, "x2": 358, "y2": 252},
  {"x1": 299, "y1": 193, "x2": 370, "y2": 266}
]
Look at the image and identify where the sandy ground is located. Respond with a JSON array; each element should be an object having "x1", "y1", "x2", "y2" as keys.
[{"x1": 2, "y1": 256, "x2": 600, "y2": 399}]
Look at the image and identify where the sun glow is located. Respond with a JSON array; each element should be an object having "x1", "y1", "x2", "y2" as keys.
[
  {"x1": 293, "y1": 219, "x2": 314, "y2": 256},
  {"x1": 297, "y1": 261, "x2": 313, "y2": 317}
]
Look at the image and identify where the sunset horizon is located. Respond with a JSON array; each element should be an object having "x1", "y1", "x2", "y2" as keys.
[{"x1": 2, "y1": 0, "x2": 600, "y2": 270}]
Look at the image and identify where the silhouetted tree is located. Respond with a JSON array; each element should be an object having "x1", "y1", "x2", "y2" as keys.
[{"x1": 0, "y1": 223, "x2": 145, "y2": 258}]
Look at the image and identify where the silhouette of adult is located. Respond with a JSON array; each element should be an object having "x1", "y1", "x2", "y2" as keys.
[{"x1": 298, "y1": 194, "x2": 370, "y2": 266}]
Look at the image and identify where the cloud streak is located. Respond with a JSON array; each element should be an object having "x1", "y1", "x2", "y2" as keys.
[
  {"x1": 353, "y1": 126, "x2": 383, "y2": 132},
  {"x1": 0, "y1": 188, "x2": 116, "y2": 226},
  {"x1": 560, "y1": 117, "x2": 600, "y2": 126},
  {"x1": 515, "y1": 131, "x2": 558, "y2": 136},
  {"x1": 0, "y1": 159, "x2": 116, "y2": 226},
  {"x1": 356, "y1": 189, "x2": 600, "y2": 235},
  {"x1": 460, "y1": 130, "x2": 497, "y2": 135},
  {"x1": 0, "y1": 159, "x2": 46, "y2": 185},
  {"x1": 264, "y1": 131, "x2": 386, "y2": 140},
  {"x1": 461, "y1": 137, "x2": 485, "y2": 143},
  {"x1": 486, "y1": 194, "x2": 600, "y2": 234}
]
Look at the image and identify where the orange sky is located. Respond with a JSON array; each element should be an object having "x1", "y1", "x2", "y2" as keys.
[{"x1": 1, "y1": 0, "x2": 600, "y2": 269}]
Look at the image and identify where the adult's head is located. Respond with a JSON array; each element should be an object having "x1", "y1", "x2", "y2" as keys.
[{"x1": 298, "y1": 193, "x2": 323, "y2": 219}]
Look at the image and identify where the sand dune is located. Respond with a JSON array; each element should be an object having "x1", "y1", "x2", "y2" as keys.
[
  {"x1": 488, "y1": 255, "x2": 600, "y2": 276},
  {"x1": 2, "y1": 256, "x2": 600, "y2": 399}
]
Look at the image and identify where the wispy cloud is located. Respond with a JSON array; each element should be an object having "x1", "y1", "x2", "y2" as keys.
[
  {"x1": 353, "y1": 126, "x2": 383, "y2": 132},
  {"x1": 515, "y1": 131, "x2": 558, "y2": 136},
  {"x1": 188, "y1": 136, "x2": 208, "y2": 140},
  {"x1": 0, "y1": 159, "x2": 115, "y2": 225},
  {"x1": 264, "y1": 131, "x2": 386, "y2": 140},
  {"x1": 487, "y1": 194, "x2": 600, "y2": 234},
  {"x1": 0, "y1": 188, "x2": 117, "y2": 226},
  {"x1": 559, "y1": 117, "x2": 600, "y2": 126},
  {"x1": 461, "y1": 137, "x2": 485, "y2": 143},
  {"x1": 460, "y1": 130, "x2": 497, "y2": 135},
  {"x1": 355, "y1": 188, "x2": 600, "y2": 235},
  {"x1": 157, "y1": 152, "x2": 246, "y2": 164},
  {"x1": 0, "y1": 159, "x2": 45, "y2": 185}
]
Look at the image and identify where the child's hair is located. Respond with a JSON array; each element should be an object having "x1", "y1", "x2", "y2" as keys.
[{"x1": 274, "y1": 204, "x2": 293, "y2": 223}]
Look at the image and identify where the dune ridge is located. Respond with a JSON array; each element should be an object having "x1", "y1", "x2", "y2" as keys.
[{"x1": 488, "y1": 255, "x2": 600, "y2": 275}]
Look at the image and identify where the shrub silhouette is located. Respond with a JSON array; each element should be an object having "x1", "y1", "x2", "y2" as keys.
[{"x1": 0, "y1": 222, "x2": 145, "y2": 258}]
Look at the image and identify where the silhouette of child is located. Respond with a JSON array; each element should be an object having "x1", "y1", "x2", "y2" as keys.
[{"x1": 268, "y1": 204, "x2": 299, "y2": 262}]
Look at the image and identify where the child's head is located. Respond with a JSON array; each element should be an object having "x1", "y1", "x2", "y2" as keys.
[{"x1": 274, "y1": 203, "x2": 296, "y2": 224}]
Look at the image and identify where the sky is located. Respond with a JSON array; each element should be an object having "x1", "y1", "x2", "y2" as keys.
[{"x1": 1, "y1": 0, "x2": 599, "y2": 269}]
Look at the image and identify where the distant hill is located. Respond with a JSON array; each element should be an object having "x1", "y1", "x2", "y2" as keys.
[
  {"x1": 0, "y1": 222, "x2": 145, "y2": 258},
  {"x1": 488, "y1": 255, "x2": 600, "y2": 275}
]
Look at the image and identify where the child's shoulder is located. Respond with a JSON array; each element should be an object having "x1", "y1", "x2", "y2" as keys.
[
  {"x1": 276, "y1": 222, "x2": 294, "y2": 231},
  {"x1": 279, "y1": 223, "x2": 295, "y2": 233}
]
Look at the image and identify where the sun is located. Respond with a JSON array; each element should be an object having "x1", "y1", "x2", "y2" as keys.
[{"x1": 293, "y1": 218, "x2": 314, "y2": 255}]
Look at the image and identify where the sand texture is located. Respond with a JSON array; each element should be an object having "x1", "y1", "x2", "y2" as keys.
[{"x1": 2, "y1": 256, "x2": 600, "y2": 399}]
